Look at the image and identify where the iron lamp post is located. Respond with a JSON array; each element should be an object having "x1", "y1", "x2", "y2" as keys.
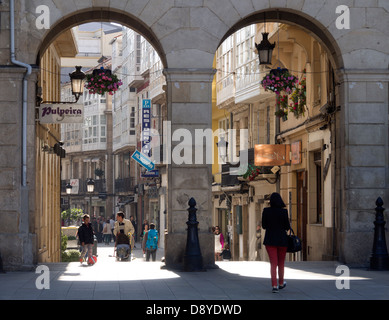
[
  {"x1": 65, "y1": 182, "x2": 72, "y2": 214},
  {"x1": 87, "y1": 178, "x2": 95, "y2": 216}
]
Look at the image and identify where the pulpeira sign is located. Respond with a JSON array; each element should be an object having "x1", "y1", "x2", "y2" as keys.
[{"x1": 39, "y1": 104, "x2": 84, "y2": 124}]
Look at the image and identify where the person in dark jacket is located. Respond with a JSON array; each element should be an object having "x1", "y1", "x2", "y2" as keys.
[
  {"x1": 262, "y1": 193, "x2": 291, "y2": 293},
  {"x1": 78, "y1": 214, "x2": 95, "y2": 264}
]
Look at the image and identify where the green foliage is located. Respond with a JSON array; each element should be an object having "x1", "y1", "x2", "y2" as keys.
[
  {"x1": 242, "y1": 165, "x2": 273, "y2": 181},
  {"x1": 61, "y1": 208, "x2": 84, "y2": 225},
  {"x1": 95, "y1": 168, "x2": 104, "y2": 177},
  {"x1": 61, "y1": 249, "x2": 81, "y2": 262},
  {"x1": 61, "y1": 233, "x2": 68, "y2": 253}
]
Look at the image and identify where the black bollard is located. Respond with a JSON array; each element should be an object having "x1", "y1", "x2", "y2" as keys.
[
  {"x1": 370, "y1": 197, "x2": 389, "y2": 270},
  {"x1": 183, "y1": 198, "x2": 204, "y2": 272},
  {"x1": 0, "y1": 251, "x2": 5, "y2": 273}
]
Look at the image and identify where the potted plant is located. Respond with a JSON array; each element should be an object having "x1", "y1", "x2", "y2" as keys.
[{"x1": 85, "y1": 67, "x2": 123, "y2": 96}]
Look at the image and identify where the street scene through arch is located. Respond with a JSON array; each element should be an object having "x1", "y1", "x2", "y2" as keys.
[
  {"x1": 43, "y1": 11, "x2": 339, "y2": 269},
  {"x1": 0, "y1": 2, "x2": 387, "y2": 278}
]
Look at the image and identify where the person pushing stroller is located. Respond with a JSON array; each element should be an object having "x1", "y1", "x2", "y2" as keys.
[
  {"x1": 114, "y1": 211, "x2": 135, "y2": 261},
  {"x1": 115, "y1": 232, "x2": 131, "y2": 261}
]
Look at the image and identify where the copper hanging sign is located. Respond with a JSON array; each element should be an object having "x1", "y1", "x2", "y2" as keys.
[{"x1": 254, "y1": 144, "x2": 291, "y2": 166}]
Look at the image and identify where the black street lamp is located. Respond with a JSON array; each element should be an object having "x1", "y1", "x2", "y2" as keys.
[
  {"x1": 255, "y1": 32, "x2": 275, "y2": 65},
  {"x1": 370, "y1": 197, "x2": 389, "y2": 270},
  {"x1": 217, "y1": 135, "x2": 228, "y2": 163},
  {"x1": 87, "y1": 178, "x2": 95, "y2": 216},
  {"x1": 65, "y1": 183, "x2": 72, "y2": 195},
  {"x1": 41, "y1": 66, "x2": 85, "y2": 104},
  {"x1": 69, "y1": 66, "x2": 86, "y2": 102},
  {"x1": 65, "y1": 182, "x2": 72, "y2": 211}
]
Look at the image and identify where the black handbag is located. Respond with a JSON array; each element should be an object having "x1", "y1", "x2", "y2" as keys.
[{"x1": 287, "y1": 228, "x2": 302, "y2": 253}]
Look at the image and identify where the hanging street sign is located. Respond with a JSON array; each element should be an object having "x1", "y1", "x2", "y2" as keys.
[
  {"x1": 142, "y1": 99, "x2": 152, "y2": 157},
  {"x1": 141, "y1": 169, "x2": 159, "y2": 178},
  {"x1": 39, "y1": 104, "x2": 84, "y2": 124},
  {"x1": 131, "y1": 150, "x2": 155, "y2": 171}
]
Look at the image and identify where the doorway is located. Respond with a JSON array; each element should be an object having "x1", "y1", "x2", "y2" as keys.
[{"x1": 297, "y1": 171, "x2": 308, "y2": 260}]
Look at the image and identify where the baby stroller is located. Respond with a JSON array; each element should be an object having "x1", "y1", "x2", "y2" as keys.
[{"x1": 115, "y1": 231, "x2": 132, "y2": 261}]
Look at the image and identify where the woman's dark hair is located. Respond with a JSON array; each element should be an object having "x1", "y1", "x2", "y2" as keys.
[{"x1": 269, "y1": 192, "x2": 286, "y2": 208}]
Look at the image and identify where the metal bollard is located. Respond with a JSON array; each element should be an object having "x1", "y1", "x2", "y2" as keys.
[
  {"x1": 183, "y1": 198, "x2": 204, "y2": 272},
  {"x1": 0, "y1": 251, "x2": 5, "y2": 273},
  {"x1": 370, "y1": 197, "x2": 389, "y2": 270}
]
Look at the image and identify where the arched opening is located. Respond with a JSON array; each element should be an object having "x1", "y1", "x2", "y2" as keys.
[
  {"x1": 219, "y1": 9, "x2": 343, "y2": 71},
  {"x1": 35, "y1": 9, "x2": 167, "y2": 264},
  {"x1": 36, "y1": 9, "x2": 167, "y2": 68},
  {"x1": 212, "y1": 10, "x2": 343, "y2": 263}
]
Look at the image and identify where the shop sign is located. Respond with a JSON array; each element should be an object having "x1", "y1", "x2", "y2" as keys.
[
  {"x1": 254, "y1": 144, "x2": 291, "y2": 166},
  {"x1": 291, "y1": 141, "x2": 302, "y2": 164},
  {"x1": 39, "y1": 104, "x2": 83, "y2": 123}
]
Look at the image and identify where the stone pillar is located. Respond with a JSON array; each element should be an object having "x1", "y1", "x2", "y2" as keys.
[
  {"x1": 105, "y1": 96, "x2": 114, "y2": 218},
  {"x1": 163, "y1": 68, "x2": 216, "y2": 270},
  {"x1": 0, "y1": 67, "x2": 37, "y2": 270},
  {"x1": 338, "y1": 70, "x2": 389, "y2": 266}
]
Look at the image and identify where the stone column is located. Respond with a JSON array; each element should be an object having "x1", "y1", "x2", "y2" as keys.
[
  {"x1": 0, "y1": 67, "x2": 37, "y2": 270},
  {"x1": 338, "y1": 70, "x2": 389, "y2": 266},
  {"x1": 162, "y1": 68, "x2": 216, "y2": 270},
  {"x1": 105, "y1": 96, "x2": 114, "y2": 218}
]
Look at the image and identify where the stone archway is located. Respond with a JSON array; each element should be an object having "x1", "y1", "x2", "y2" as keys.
[
  {"x1": 1, "y1": 1, "x2": 387, "y2": 270},
  {"x1": 35, "y1": 9, "x2": 167, "y2": 68}
]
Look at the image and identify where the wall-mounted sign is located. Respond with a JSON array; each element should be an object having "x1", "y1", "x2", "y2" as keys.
[
  {"x1": 141, "y1": 169, "x2": 159, "y2": 178},
  {"x1": 254, "y1": 144, "x2": 291, "y2": 166},
  {"x1": 39, "y1": 104, "x2": 84, "y2": 123},
  {"x1": 69, "y1": 179, "x2": 79, "y2": 194},
  {"x1": 142, "y1": 99, "x2": 151, "y2": 157},
  {"x1": 291, "y1": 141, "x2": 302, "y2": 165}
]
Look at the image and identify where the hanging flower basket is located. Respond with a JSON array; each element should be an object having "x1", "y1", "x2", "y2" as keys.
[
  {"x1": 261, "y1": 68, "x2": 299, "y2": 95},
  {"x1": 85, "y1": 67, "x2": 123, "y2": 96},
  {"x1": 289, "y1": 70, "x2": 306, "y2": 118},
  {"x1": 261, "y1": 68, "x2": 306, "y2": 119},
  {"x1": 241, "y1": 165, "x2": 273, "y2": 181}
]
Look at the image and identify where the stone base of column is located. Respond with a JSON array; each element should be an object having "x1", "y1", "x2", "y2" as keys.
[{"x1": 163, "y1": 233, "x2": 217, "y2": 271}]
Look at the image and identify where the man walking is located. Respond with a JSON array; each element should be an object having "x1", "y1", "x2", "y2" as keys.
[
  {"x1": 114, "y1": 211, "x2": 135, "y2": 249},
  {"x1": 78, "y1": 214, "x2": 95, "y2": 265}
]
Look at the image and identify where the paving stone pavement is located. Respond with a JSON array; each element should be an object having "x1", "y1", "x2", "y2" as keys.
[{"x1": 0, "y1": 242, "x2": 388, "y2": 303}]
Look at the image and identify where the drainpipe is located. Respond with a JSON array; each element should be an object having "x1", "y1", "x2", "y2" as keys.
[{"x1": 10, "y1": 0, "x2": 32, "y2": 188}]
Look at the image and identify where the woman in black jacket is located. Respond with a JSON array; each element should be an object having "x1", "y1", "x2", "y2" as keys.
[{"x1": 262, "y1": 193, "x2": 291, "y2": 293}]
